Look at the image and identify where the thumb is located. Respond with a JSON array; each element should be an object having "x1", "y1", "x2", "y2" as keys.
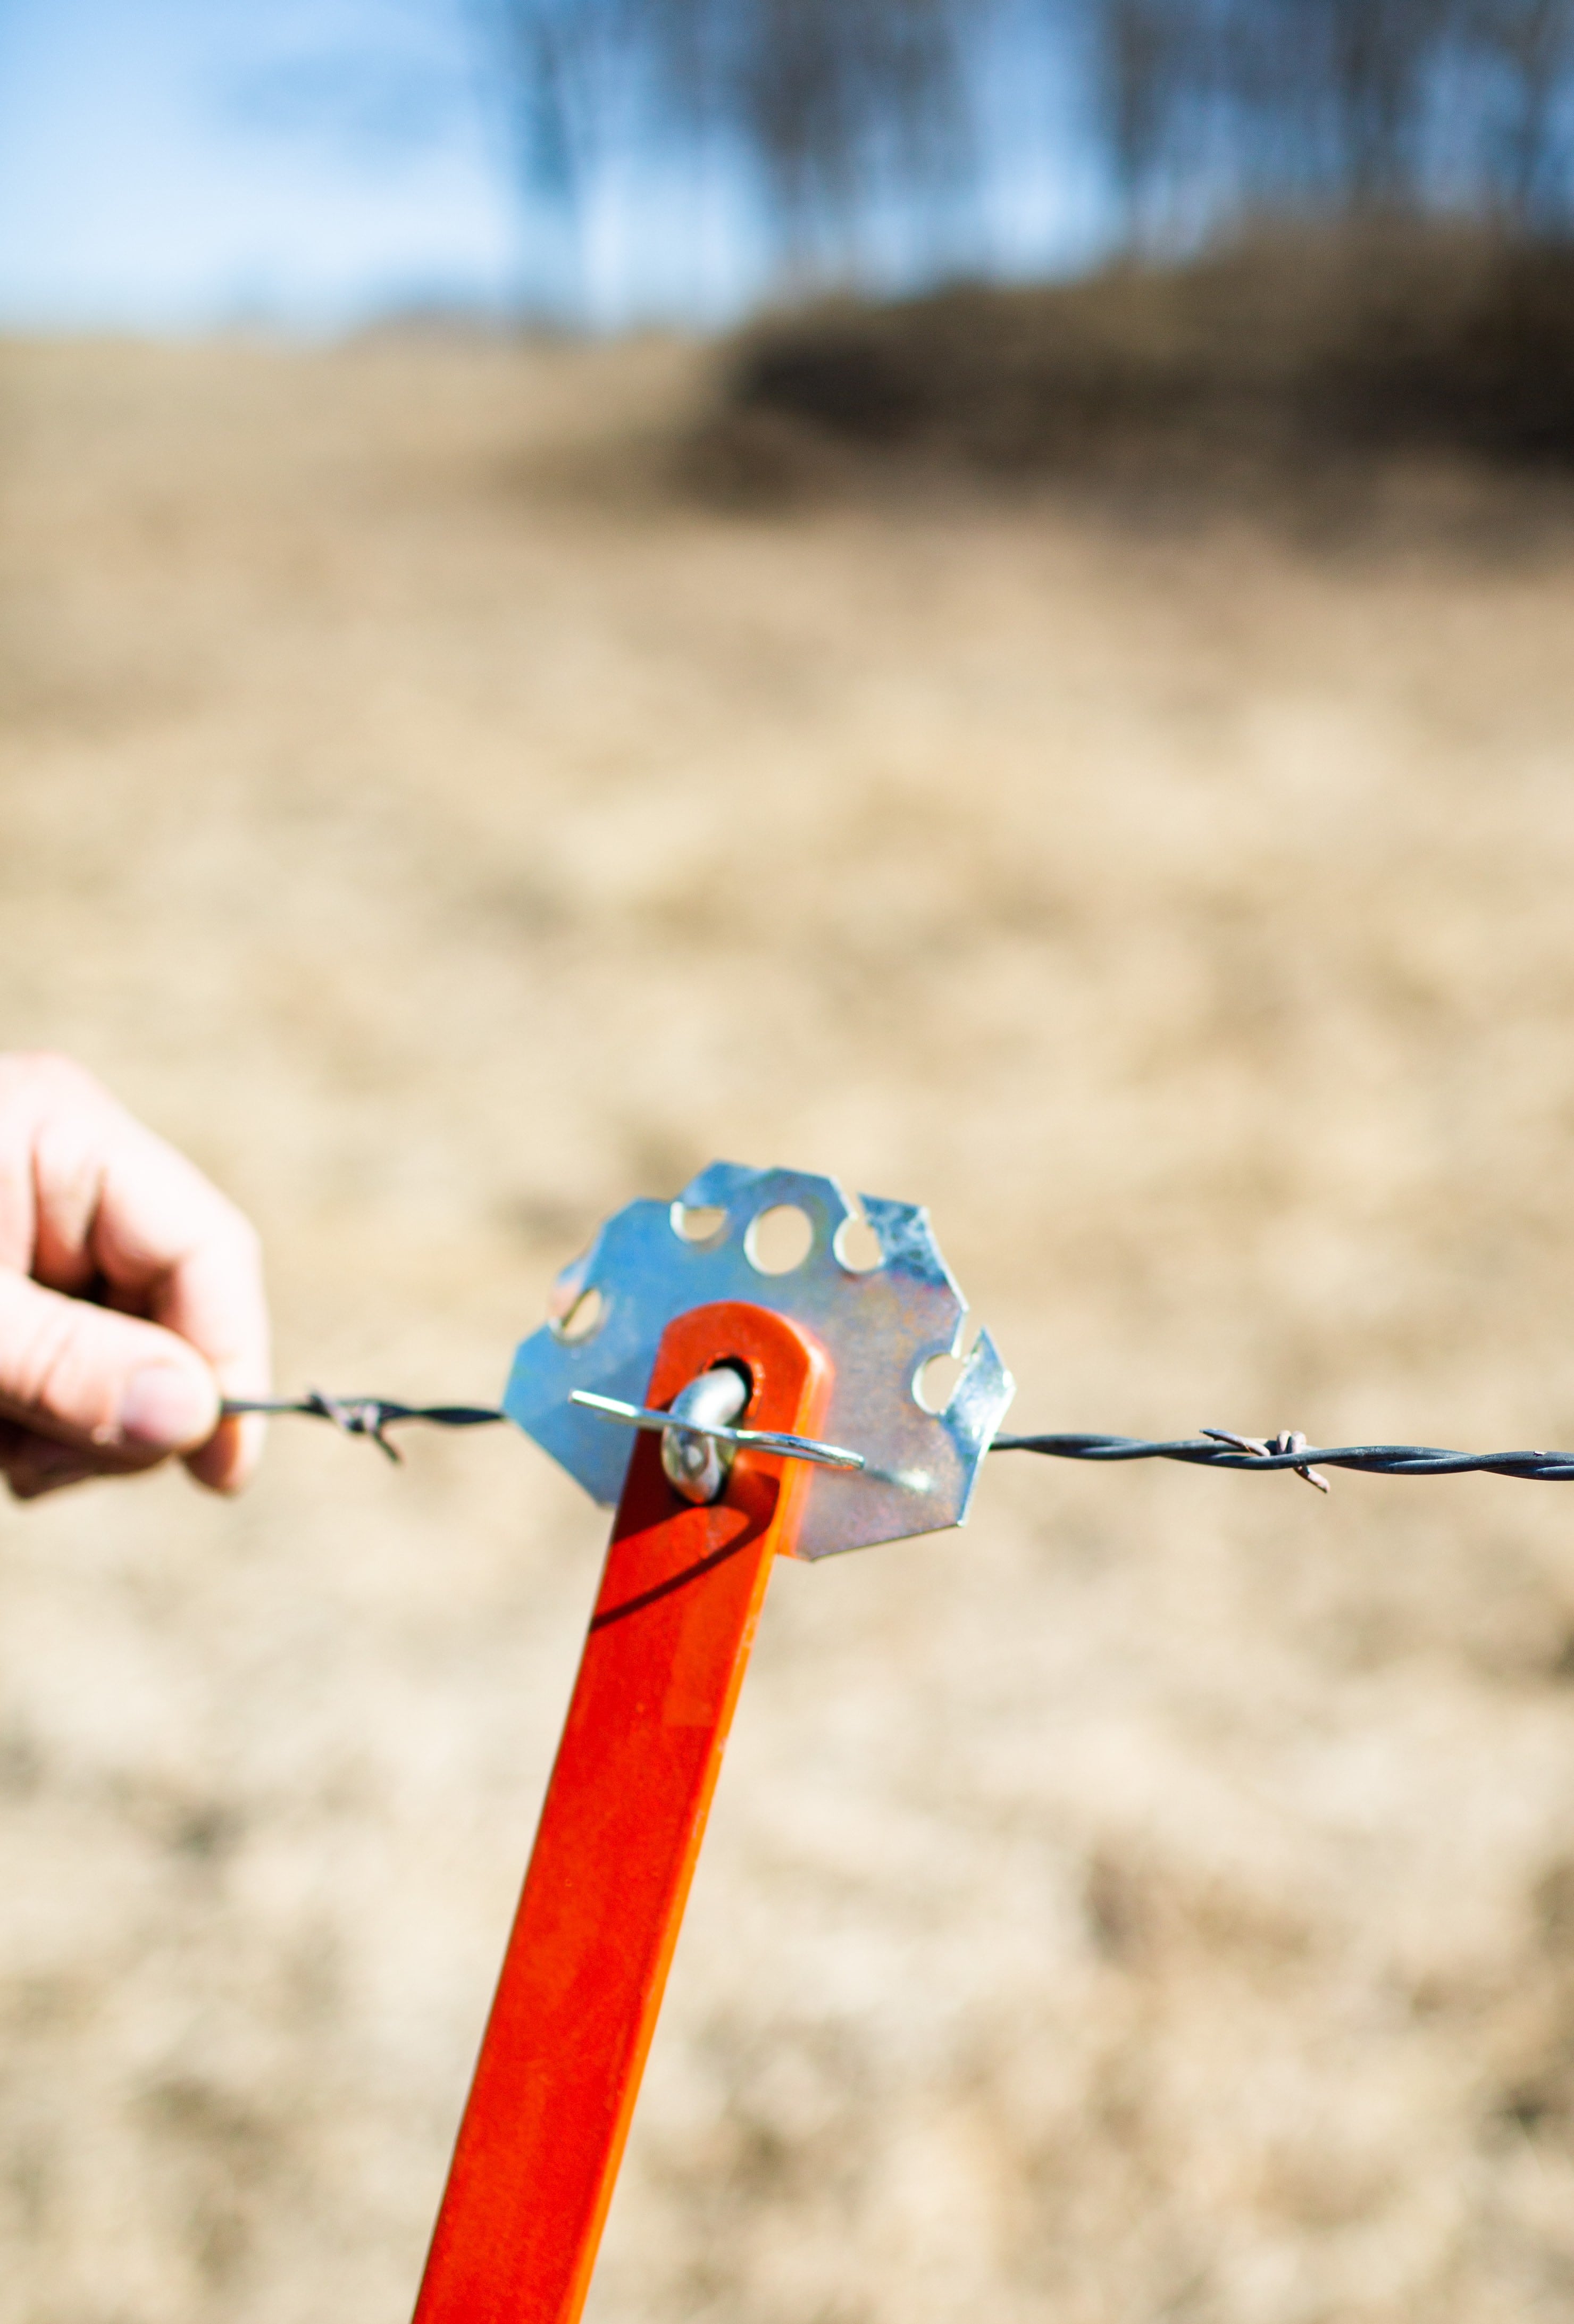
[{"x1": 0, "y1": 1272, "x2": 220, "y2": 1459}]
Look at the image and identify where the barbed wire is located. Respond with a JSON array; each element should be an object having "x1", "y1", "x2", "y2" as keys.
[
  {"x1": 222, "y1": 1393, "x2": 506, "y2": 1462},
  {"x1": 223, "y1": 1398, "x2": 1574, "y2": 1493},
  {"x1": 991, "y1": 1428, "x2": 1574, "y2": 1491}
]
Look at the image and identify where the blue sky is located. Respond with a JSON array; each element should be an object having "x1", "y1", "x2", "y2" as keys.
[
  {"x1": 0, "y1": 0, "x2": 519, "y2": 332},
  {"x1": 0, "y1": 0, "x2": 1108, "y2": 335}
]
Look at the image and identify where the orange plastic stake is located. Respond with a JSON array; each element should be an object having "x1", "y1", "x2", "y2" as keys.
[{"x1": 412, "y1": 1299, "x2": 830, "y2": 2324}]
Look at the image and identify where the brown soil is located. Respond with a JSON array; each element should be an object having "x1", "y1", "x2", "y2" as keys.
[{"x1": 3, "y1": 332, "x2": 1574, "y2": 2322}]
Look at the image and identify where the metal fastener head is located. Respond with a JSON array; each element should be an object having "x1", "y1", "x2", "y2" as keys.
[
  {"x1": 661, "y1": 1367, "x2": 748, "y2": 1504},
  {"x1": 503, "y1": 1160, "x2": 1014, "y2": 1559}
]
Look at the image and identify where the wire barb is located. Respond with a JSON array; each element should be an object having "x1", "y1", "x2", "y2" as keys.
[
  {"x1": 1201, "y1": 1426, "x2": 1330, "y2": 1493},
  {"x1": 220, "y1": 1392, "x2": 506, "y2": 1463}
]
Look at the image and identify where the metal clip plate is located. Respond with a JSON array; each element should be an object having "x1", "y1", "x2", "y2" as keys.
[{"x1": 503, "y1": 1161, "x2": 1014, "y2": 1559}]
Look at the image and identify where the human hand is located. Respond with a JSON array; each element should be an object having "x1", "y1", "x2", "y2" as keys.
[{"x1": 0, "y1": 1053, "x2": 270, "y2": 1501}]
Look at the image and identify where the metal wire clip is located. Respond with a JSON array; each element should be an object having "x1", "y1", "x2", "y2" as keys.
[{"x1": 570, "y1": 1384, "x2": 865, "y2": 1497}]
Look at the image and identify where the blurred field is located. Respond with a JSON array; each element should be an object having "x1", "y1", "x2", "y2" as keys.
[{"x1": 5, "y1": 329, "x2": 1574, "y2": 2322}]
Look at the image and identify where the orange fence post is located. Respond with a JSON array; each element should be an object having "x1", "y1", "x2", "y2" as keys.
[{"x1": 412, "y1": 1299, "x2": 830, "y2": 2324}]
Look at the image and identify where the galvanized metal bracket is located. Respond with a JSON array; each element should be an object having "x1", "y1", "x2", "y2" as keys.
[{"x1": 503, "y1": 1160, "x2": 1015, "y2": 1559}]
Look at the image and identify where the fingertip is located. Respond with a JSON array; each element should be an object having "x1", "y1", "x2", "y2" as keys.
[{"x1": 117, "y1": 1357, "x2": 219, "y2": 1456}]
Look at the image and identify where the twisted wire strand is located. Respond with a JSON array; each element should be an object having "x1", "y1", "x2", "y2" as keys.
[
  {"x1": 991, "y1": 1431, "x2": 1574, "y2": 1487},
  {"x1": 223, "y1": 1397, "x2": 1574, "y2": 1490},
  {"x1": 221, "y1": 1393, "x2": 506, "y2": 1462}
]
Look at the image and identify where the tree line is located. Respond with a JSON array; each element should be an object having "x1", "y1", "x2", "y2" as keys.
[
  {"x1": 473, "y1": 0, "x2": 1574, "y2": 299},
  {"x1": 1102, "y1": 0, "x2": 1574, "y2": 237}
]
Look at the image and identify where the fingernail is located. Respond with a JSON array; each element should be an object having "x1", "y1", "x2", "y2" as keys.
[{"x1": 118, "y1": 1365, "x2": 215, "y2": 1452}]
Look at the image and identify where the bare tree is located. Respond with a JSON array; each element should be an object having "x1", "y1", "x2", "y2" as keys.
[
  {"x1": 476, "y1": 0, "x2": 637, "y2": 232},
  {"x1": 1471, "y1": 0, "x2": 1574, "y2": 224},
  {"x1": 1091, "y1": 0, "x2": 1574, "y2": 240},
  {"x1": 1098, "y1": 0, "x2": 1213, "y2": 236},
  {"x1": 1320, "y1": 0, "x2": 1453, "y2": 207},
  {"x1": 480, "y1": 0, "x2": 974, "y2": 307},
  {"x1": 725, "y1": 0, "x2": 967, "y2": 261}
]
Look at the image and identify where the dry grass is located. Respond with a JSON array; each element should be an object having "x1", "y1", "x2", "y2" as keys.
[{"x1": 4, "y1": 330, "x2": 1574, "y2": 2322}]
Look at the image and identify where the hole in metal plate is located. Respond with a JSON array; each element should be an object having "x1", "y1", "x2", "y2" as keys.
[
  {"x1": 913, "y1": 1350, "x2": 964, "y2": 1414},
  {"x1": 744, "y1": 1203, "x2": 814, "y2": 1275},
  {"x1": 671, "y1": 1202, "x2": 727, "y2": 1245},
  {"x1": 552, "y1": 1284, "x2": 605, "y2": 1343},
  {"x1": 834, "y1": 1214, "x2": 883, "y2": 1273}
]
